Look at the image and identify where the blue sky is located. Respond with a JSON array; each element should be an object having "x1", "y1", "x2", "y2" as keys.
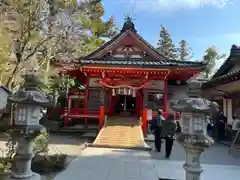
[{"x1": 102, "y1": 0, "x2": 239, "y2": 70}]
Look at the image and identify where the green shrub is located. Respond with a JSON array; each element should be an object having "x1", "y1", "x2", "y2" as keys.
[
  {"x1": 32, "y1": 131, "x2": 49, "y2": 155},
  {"x1": 4, "y1": 130, "x2": 50, "y2": 171},
  {"x1": 31, "y1": 154, "x2": 67, "y2": 174}
]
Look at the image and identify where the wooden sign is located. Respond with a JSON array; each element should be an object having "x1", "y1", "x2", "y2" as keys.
[
  {"x1": 89, "y1": 78, "x2": 101, "y2": 87},
  {"x1": 148, "y1": 80, "x2": 164, "y2": 90}
]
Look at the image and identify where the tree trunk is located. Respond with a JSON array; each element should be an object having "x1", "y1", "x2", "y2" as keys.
[
  {"x1": 6, "y1": 62, "x2": 20, "y2": 89},
  {"x1": 44, "y1": 58, "x2": 50, "y2": 84}
]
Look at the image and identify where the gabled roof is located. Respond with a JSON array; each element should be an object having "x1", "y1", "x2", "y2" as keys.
[
  {"x1": 79, "y1": 18, "x2": 205, "y2": 70},
  {"x1": 82, "y1": 17, "x2": 177, "y2": 60},
  {"x1": 202, "y1": 45, "x2": 240, "y2": 89},
  {"x1": 82, "y1": 21, "x2": 167, "y2": 61},
  {"x1": 212, "y1": 45, "x2": 240, "y2": 78}
]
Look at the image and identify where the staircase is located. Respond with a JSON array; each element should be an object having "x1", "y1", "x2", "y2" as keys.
[{"x1": 92, "y1": 117, "x2": 150, "y2": 150}]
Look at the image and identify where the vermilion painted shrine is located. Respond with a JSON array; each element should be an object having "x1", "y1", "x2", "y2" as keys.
[{"x1": 54, "y1": 18, "x2": 206, "y2": 135}]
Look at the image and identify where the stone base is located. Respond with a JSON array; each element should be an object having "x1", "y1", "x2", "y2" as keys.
[
  {"x1": 183, "y1": 146, "x2": 204, "y2": 180},
  {"x1": 7, "y1": 172, "x2": 41, "y2": 180}
]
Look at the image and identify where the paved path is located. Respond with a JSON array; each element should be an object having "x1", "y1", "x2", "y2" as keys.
[
  {"x1": 148, "y1": 139, "x2": 240, "y2": 166},
  {"x1": 146, "y1": 134, "x2": 240, "y2": 166},
  {"x1": 53, "y1": 147, "x2": 240, "y2": 180}
]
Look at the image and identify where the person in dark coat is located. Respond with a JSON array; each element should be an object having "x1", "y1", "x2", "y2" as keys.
[
  {"x1": 152, "y1": 109, "x2": 165, "y2": 152},
  {"x1": 161, "y1": 114, "x2": 177, "y2": 159},
  {"x1": 216, "y1": 112, "x2": 227, "y2": 141}
]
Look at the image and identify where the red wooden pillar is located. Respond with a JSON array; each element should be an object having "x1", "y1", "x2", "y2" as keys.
[
  {"x1": 84, "y1": 80, "x2": 89, "y2": 128},
  {"x1": 142, "y1": 108, "x2": 147, "y2": 136},
  {"x1": 99, "y1": 88, "x2": 105, "y2": 130},
  {"x1": 142, "y1": 89, "x2": 147, "y2": 136},
  {"x1": 99, "y1": 106, "x2": 104, "y2": 129},
  {"x1": 163, "y1": 79, "x2": 168, "y2": 118}
]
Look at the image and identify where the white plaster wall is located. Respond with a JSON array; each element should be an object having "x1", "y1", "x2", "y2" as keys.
[
  {"x1": 0, "y1": 88, "x2": 9, "y2": 110},
  {"x1": 227, "y1": 99, "x2": 233, "y2": 125},
  {"x1": 167, "y1": 85, "x2": 189, "y2": 114}
]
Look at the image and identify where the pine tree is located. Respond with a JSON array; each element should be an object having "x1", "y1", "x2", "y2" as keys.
[
  {"x1": 156, "y1": 25, "x2": 177, "y2": 60},
  {"x1": 203, "y1": 46, "x2": 226, "y2": 79},
  {"x1": 178, "y1": 40, "x2": 192, "y2": 61}
]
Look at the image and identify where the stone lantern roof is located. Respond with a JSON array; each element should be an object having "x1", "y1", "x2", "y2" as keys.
[
  {"x1": 170, "y1": 98, "x2": 219, "y2": 114},
  {"x1": 8, "y1": 89, "x2": 52, "y2": 107}
]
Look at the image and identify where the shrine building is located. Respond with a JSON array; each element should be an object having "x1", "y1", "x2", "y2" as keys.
[
  {"x1": 55, "y1": 18, "x2": 206, "y2": 135},
  {"x1": 202, "y1": 45, "x2": 240, "y2": 126}
]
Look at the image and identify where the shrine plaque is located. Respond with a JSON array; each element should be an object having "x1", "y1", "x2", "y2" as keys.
[
  {"x1": 89, "y1": 78, "x2": 101, "y2": 87},
  {"x1": 148, "y1": 80, "x2": 164, "y2": 90}
]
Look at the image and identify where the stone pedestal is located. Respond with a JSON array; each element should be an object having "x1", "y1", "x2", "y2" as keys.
[
  {"x1": 177, "y1": 134, "x2": 214, "y2": 180},
  {"x1": 183, "y1": 146, "x2": 204, "y2": 180},
  {"x1": 7, "y1": 128, "x2": 44, "y2": 180},
  {"x1": 8, "y1": 172, "x2": 41, "y2": 180}
]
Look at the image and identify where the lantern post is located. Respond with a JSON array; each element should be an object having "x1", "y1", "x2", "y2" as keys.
[
  {"x1": 170, "y1": 98, "x2": 218, "y2": 180},
  {"x1": 7, "y1": 58, "x2": 52, "y2": 180}
]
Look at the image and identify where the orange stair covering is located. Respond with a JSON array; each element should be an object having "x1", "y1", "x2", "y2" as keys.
[{"x1": 92, "y1": 117, "x2": 149, "y2": 150}]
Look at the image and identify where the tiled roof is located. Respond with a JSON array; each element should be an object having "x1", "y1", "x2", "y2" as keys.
[
  {"x1": 212, "y1": 45, "x2": 240, "y2": 79},
  {"x1": 80, "y1": 57, "x2": 206, "y2": 68},
  {"x1": 202, "y1": 68, "x2": 240, "y2": 89},
  {"x1": 202, "y1": 45, "x2": 240, "y2": 89}
]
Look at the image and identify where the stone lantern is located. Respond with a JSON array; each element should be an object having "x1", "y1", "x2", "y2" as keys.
[
  {"x1": 7, "y1": 58, "x2": 52, "y2": 180},
  {"x1": 170, "y1": 98, "x2": 218, "y2": 180}
]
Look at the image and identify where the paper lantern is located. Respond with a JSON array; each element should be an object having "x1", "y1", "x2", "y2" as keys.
[
  {"x1": 124, "y1": 88, "x2": 127, "y2": 95},
  {"x1": 112, "y1": 89, "x2": 116, "y2": 96},
  {"x1": 128, "y1": 89, "x2": 131, "y2": 95},
  {"x1": 132, "y1": 90, "x2": 136, "y2": 97}
]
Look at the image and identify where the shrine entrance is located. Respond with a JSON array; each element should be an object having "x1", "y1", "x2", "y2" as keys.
[{"x1": 114, "y1": 95, "x2": 136, "y2": 116}]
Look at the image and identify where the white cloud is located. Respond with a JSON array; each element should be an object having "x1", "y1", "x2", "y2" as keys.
[{"x1": 129, "y1": 0, "x2": 235, "y2": 12}]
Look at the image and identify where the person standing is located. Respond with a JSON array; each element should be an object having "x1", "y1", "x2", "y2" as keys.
[
  {"x1": 207, "y1": 116, "x2": 214, "y2": 137},
  {"x1": 216, "y1": 112, "x2": 227, "y2": 141},
  {"x1": 152, "y1": 109, "x2": 165, "y2": 152},
  {"x1": 161, "y1": 114, "x2": 177, "y2": 159}
]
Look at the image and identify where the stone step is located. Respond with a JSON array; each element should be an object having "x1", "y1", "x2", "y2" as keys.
[{"x1": 92, "y1": 117, "x2": 148, "y2": 150}]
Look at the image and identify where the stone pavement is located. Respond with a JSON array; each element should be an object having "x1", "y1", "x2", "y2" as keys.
[{"x1": 53, "y1": 146, "x2": 240, "y2": 180}]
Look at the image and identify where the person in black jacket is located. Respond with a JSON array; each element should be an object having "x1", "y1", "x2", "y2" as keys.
[
  {"x1": 152, "y1": 109, "x2": 164, "y2": 152},
  {"x1": 161, "y1": 114, "x2": 177, "y2": 159},
  {"x1": 216, "y1": 112, "x2": 227, "y2": 141}
]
